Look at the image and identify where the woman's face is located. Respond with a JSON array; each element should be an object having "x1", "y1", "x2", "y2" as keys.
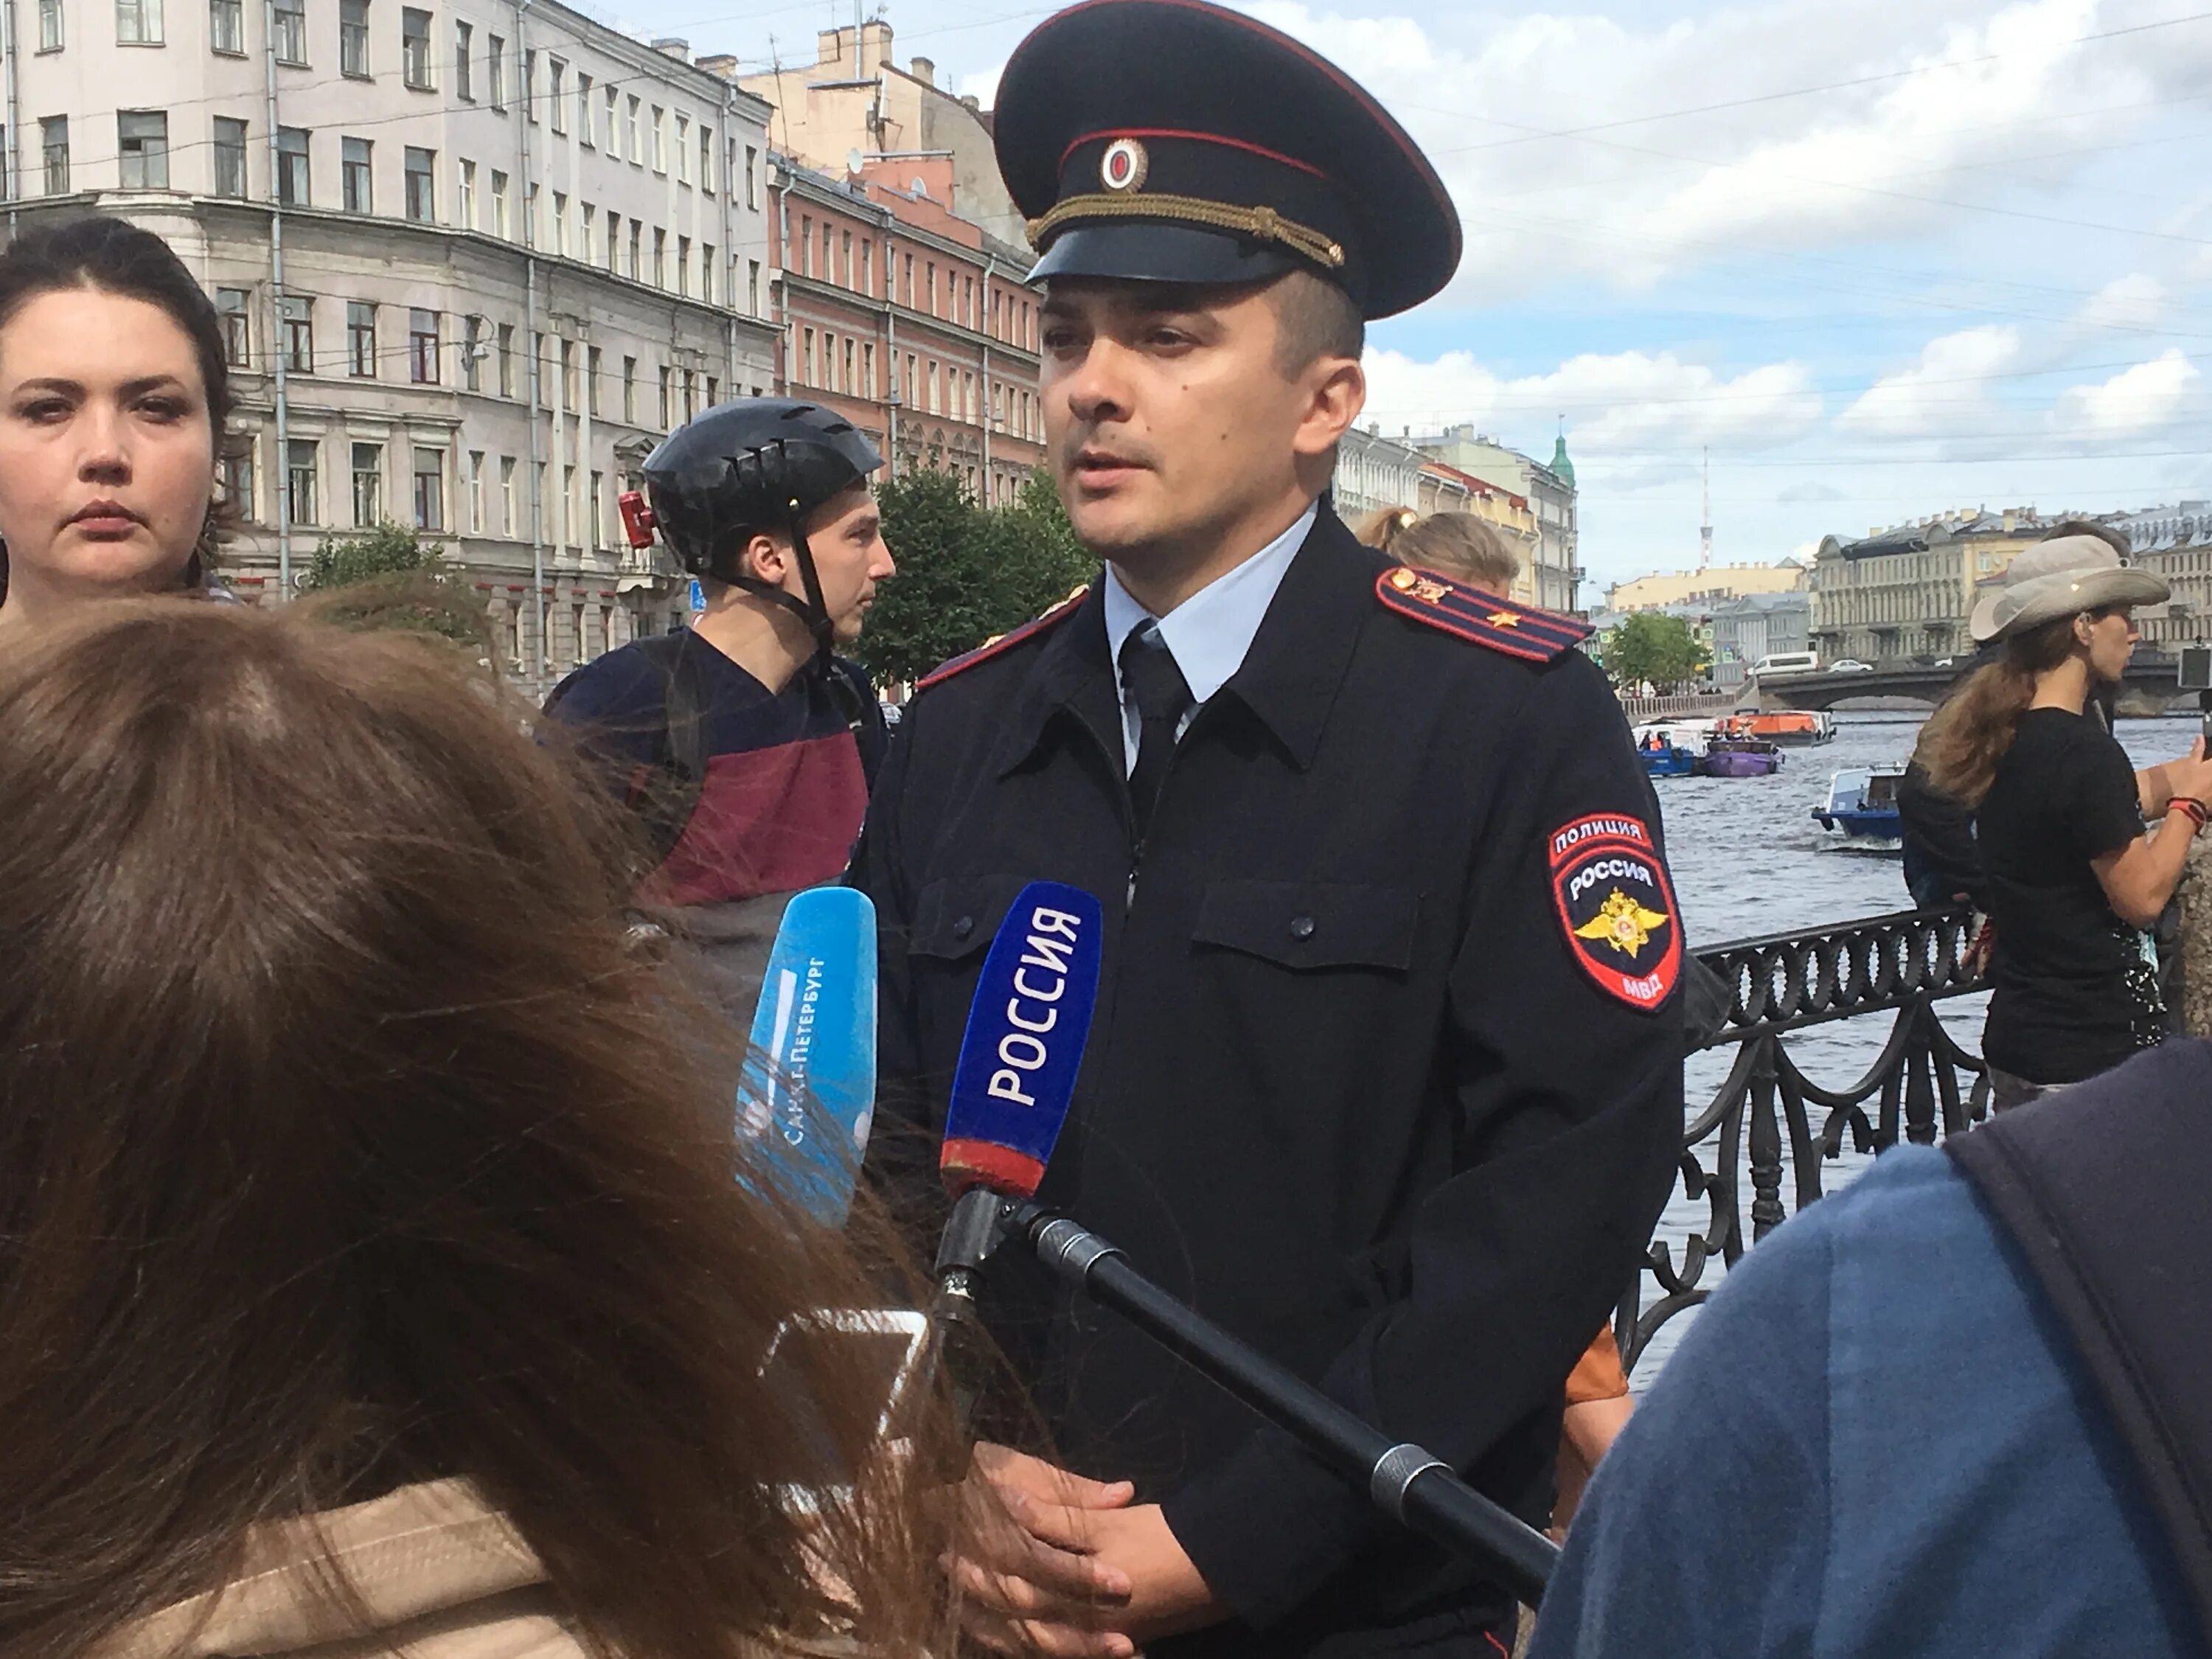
[
  {"x1": 2082, "y1": 605, "x2": 2140, "y2": 684},
  {"x1": 0, "y1": 288, "x2": 214, "y2": 621}
]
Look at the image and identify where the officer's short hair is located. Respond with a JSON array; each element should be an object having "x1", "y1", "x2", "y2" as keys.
[{"x1": 1270, "y1": 270, "x2": 1363, "y2": 378}]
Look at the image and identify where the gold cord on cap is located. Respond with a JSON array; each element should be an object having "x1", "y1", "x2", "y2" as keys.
[{"x1": 1026, "y1": 191, "x2": 1346, "y2": 268}]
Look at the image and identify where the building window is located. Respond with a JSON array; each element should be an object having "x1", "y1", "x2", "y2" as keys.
[
  {"x1": 458, "y1": 157, "x2": 476, "y2": 226},
  {"x1": 461, "y1": 313, "x2": 482, "y2": 390},
  {"x1": 699, "y1": 126, "x2": 713, "y2": 193},
  {"x1": 453, "y1": 18, "x2": 471, "y2": 97},
  {"x1": 744, "y1": 145, "x2": 757, "y2": 208},
  {"x1": 214, "y1": 287, "x2": 251, "y2": 366},
  {"x1": 700, "y1": 242, "x2": 714, "y2": 305},
  {"x1": 276, "y1": 126, "x2": 308, "y2": 204},
  {"x1": 552, "y1": 190, "x2": 567, "y2": 255},
  {"x1": 802, "y1": 327, "x2": 815, "y2": 386},
  {"x1": 272, "y1": 0, "x2": 304, "y2": 62},
  {"x1": 548, "y1": 58, "x2": 565, "y2": 131},
  {"x1": 40, "y1": 116, "x2": 67, "y2": 195},
  {"x1": 627, "y1": 220, "x2": 640, "y2": 279},
  {"x1": 842, "y1": 339, "x2": 854, "y2": 395},
  {"x1": 657, "y1": 364, "x2": 669, "y2": 428},
  {"x1": 652, "y1": 226, "x2": 665, "y2": 288},
  {"x1": 409, "y1": 307, "x2": 439, "y2": 383},
  {"x1": 586, "y1": 345, "x2": 601, "y2": 414},
  {"x1": 521, "y1": 48, "x2": 535, "y2": 119},
  {"x1": 37, "y1": 0, "x2": 59, "y2": 49},
  {"x1": 412, "y1": 448, "x2": 444, "y2": 531},
  {"x1": 589, "y1": 470, "x2": 604, "y2": 546},
  {"x1": 580, "y1": 202, "x2": 595, "y2": 263},
  {"x1": 496, "y1": 322, "x2": 514, "y2": 396},
  {"x1": 625, "y1": 95, "x2": 640, "y2": 159},
  {"x1": 650, "y1": 105, "x2": 665, "y2": 171},
  {"x1": 279, "y1": 293, "x2": 312, "y2": 372},
  {"x1": 209, "y1": 0, "x2": 241, "y2": 52},
  {"x1": 286, "y1": 439, "x2": 319, "y2": 526},
  {"x1": 524, "y1": 182, "x2": 537, "y2": 246},
  {"x1": 674, "y1": 113, "x2": 689, "y2": 182},
  {"x1": 498, "y1": 456, "x2": 515, "y2": 535},
  {"x1": 603, "y1": 209, "x2": 619, "y2": 273},
  {"x1": 748, "y1": 260, "x2": 761, "y2": 316},
  {"x1": 561, "y1": 463, "x2": 576, "y2": 541},
  {"x1": 347, "y1": 301, "x2": 375, "y2": 377},
  {"x1": 116, "y1": 111, "x2": 168, "y2": 189},
  {"x1": 705, "y1": 375, "x2": 717, "y2": 408},
  {"x1": 220, "y1": 440, "x2": 256, "y2": 521},
  {"x1": 676, "y1": 234, "x2": 690, "y2": 296},
  {"x1": 404, "y1": 145, "x2": 434, "y2": 220},
  {"x1": 341, "y1": 136, "x2": 372, "y2": 213},
  {"x1": 339, "y1": 0, "x2": 369, "y2": 74},
  {"x1": 558, "y1": 338, "x2": 575, "y2": 411},
  {"x1": 351, "y1": 442, "x2": 383, "y2": 526},
  {"x1": 486, "y1": 32, "x2": 504, "y2": 107},
  {"x1": 605, "y1": 85, "x2": 619, "y2": 159},
  {"x1": 467, "y1": 451, "x2": 484, "y2": 532},
  {"x1": 212, "y1": 116, "x2": 248, "y2": 197},
  {"x1": 401, "y1": 7, "x2": 431, "y2": 87},
  {"x1": 490, "y1": 169, "x2": 510, "y2": 238},
  {"x1": 622, "y1": 355, "x2": 636, "y2": 422},
  {"x1": 116, "y1": 0, "x2": 163, "y2": 44}
]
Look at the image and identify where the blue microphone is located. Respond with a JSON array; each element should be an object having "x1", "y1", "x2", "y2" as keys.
[
  {"x1": 938, "y1": 880, "x2": 1104, "y2": 1203},
  {"x1": 738, "y1": 885, "x2": 877, "y2": 1228}
]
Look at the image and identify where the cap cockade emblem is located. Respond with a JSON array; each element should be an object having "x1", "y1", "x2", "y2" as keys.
[{"x1": 1100, "y1": 137, "x2": 1150, "y2": 194}]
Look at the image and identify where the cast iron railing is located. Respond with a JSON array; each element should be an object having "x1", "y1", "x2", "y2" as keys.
[{"x1": 1619, "y1": 905, "x2": 1991, "y2": 1373}]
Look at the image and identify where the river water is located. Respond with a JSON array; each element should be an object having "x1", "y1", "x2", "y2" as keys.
[{"x1": 1634, "y1": 709, "x2": 2203, "y2": 1380}]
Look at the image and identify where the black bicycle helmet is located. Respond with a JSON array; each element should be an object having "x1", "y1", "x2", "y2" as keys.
[{"x1": 630, "y1": 397, "x2": 883, "y2": 653}]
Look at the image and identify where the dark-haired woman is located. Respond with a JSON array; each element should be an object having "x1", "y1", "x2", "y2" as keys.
[
  {"x1": 1916, "y1": 535, "x2": 2212, "y2": 1109},
  {"x1": 0, "y1": 602, "x2": 956, "y2": 1657},
  {"x1": 0, "y1": 216, "x2": 232, "y2": 627}
]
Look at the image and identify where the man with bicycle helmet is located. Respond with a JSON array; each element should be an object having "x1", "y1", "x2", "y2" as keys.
[{"x1": 549, "y1": 396, "x2": 895, "y2": 1011}]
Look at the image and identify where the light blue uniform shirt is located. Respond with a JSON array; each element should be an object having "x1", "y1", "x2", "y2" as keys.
[{"x1": 1100, "y1": 500, "x2": 1318, "y2": 776}]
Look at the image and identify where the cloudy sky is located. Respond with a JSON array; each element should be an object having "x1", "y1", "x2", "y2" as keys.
[{"x1": 610, "y1": 0, "x2": 2212, "y2": 590}]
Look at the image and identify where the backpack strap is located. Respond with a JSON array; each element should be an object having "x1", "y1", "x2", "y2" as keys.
[{"x1": 1947, "y1": 1040, "x2": 2212, "y2": 1646}]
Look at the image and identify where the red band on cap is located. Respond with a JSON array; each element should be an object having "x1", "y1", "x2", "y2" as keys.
[{"x1": 1059, "y1": 127, "x2": 1330, "y2": 181}]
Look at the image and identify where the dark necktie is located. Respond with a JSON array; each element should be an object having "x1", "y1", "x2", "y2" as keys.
[{"x1": 1119, "y1": 619, "x2": 1193, "y2": 840}]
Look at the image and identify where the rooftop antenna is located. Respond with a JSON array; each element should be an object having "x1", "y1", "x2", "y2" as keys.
[{"x1": 1700, "y1": 447, "x2": 1713, "y2": 571}]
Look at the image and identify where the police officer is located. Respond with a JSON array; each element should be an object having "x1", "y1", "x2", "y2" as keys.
[
  {"x1": 850, "y1": 6, "x2": 1684, "y2": 1654},
  {"x1": 550, "y1": 397, "x2": 894, "y2": 1016}
]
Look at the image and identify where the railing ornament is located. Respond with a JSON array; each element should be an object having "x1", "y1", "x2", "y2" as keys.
[{"x1": 1620, "y1": 905, "x2": 1991, "y2": 1372}]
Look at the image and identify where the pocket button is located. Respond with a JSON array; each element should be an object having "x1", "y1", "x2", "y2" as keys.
[
  {"x1": 953, "y1": 915, "x2": 975, "y2": 942},
  {"x1": 1289, "y1": 914, "x2": 1317, "y2": 942}
]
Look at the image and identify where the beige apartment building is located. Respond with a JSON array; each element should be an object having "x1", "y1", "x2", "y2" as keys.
[
  {"x1": 2, "y1": 0, "x2": 779, "y2": 692},
  {"x1": 2112, "y1": 501, "x2": 2212, "y2": 650},
  {"x1": 738, "y1": 23, "x2": 1020, "y2": 250},
  {"x1": 1405, "y1": 424, "x2": 1581, "y2": 612},
  {"x1": 1607, "y1": 563, "x2": 1805, "y2": 613},
  {"x1": 1810, "y1": 507, "x2": 2058, "y2": 663}
]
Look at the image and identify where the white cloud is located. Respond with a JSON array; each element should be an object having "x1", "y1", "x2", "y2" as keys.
[
  {"x1": 2052, "y1": 349, "x2": 2202, "y2": 437},
  {"x1": 1360, "y1": 347, "x2": 1823, "y2": 458},
  {"x1": 2079, "y1": 273, "x2": 2167, "y2": 333},
  {"x1": 1778, "y1": 481, "x2": 1847, "y2": 504},
  {"x1": 1837, "y1": 324, "x2": 2020, "y2": 439}
]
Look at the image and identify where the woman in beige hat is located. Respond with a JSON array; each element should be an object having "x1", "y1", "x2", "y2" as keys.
[{"x1": 1918, "y1": 528, "x2": 2212, "y2": 1108}]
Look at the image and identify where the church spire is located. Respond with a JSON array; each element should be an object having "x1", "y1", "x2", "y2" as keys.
[{"x1": 1549, "y1": 416, "x2": 1576, "y2": 489}]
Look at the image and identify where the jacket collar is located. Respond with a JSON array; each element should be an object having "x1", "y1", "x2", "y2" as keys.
[{"x1": 995, "y1": 504, "x2": 1374, "y2": 777}]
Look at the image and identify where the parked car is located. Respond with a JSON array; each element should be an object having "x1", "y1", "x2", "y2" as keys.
[
  {"x1": 1752, "y1": 651, "x2": 1820, "y2": 678},
  {"x1": 1829, "y1": 658, "x2": 1876, "y2": 674}
]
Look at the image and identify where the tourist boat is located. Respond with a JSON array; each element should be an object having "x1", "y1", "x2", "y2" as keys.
[
  {"x1": 1631, "y1": 718, "x2": 1715, "y2": 779},
  {"x1": 1812, "y1": 764, "x2": 1906, "y2": 841},
  {"x1": 1719, "y1": 710, "x2": 1835, "y2": 745},
  {"x1": 1696, "y1": 738, "x2": 1786, "y2": 779}
]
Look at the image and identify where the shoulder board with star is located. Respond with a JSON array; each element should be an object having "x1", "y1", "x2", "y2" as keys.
[
  {"x1": 1373, "y1": 566, "x2": 1593, "y2": 664},
  {"x1": 917, "y1": 584, "x2": 1090, "y2": 691}
]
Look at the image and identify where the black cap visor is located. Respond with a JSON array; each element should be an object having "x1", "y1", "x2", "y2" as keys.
[{"x1": 1026, "y1": 221, "x2": 1315, "y2": 294}]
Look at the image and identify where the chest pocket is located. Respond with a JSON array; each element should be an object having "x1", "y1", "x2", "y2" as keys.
[
  {"x1": 1192, "y1": 880, "x2": 1419, "y2": 973},
  {"x1": 910, "y1": 873, "x2": 1036, "y2": 964}
]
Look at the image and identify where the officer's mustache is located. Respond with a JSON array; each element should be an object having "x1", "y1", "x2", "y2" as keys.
[{"x1": 1062, "y1": 434, "x2": 1160, "y2": 474}]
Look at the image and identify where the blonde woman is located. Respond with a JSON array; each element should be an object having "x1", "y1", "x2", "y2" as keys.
[{"x1": 1355, "y1": 506, "x2": 1522, "y2": 595}]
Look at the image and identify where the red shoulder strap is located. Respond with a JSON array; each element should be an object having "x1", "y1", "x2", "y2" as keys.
[
  {"x1": 917, "y1": 585, "x2": 1090, "y2": 690},
  {"x1": 1373, "y1": 566, "x2": 1592, "y2": 664}
]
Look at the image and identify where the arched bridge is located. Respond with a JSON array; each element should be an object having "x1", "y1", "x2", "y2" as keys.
[{"x1": 1753, "y1": 656, "x2": 2193, "y2": 715}]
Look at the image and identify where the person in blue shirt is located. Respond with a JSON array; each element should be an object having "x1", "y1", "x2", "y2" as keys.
[{"x1": 1525, "y1": 1051, "x2": 2212, "y2": 1659}]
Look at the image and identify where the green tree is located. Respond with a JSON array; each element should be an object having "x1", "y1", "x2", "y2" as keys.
[
  {"x1": 1601, "y1": 611, "x2": 1710, "y2": 691},
  {"x1": 296, "y1": 521, "x2": 493, "y2": 655},
  {"x1": 853, "y1": 469, "x2": 1099, "y2": 686}
]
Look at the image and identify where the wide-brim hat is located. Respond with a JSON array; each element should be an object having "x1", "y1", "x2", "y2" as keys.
[
  {"x1": 1969, "y1": 535, "x2": 2169, "y2": 644},
  {"x1": 992, "y1": 0, "x2": 1461, "y2": 320}
]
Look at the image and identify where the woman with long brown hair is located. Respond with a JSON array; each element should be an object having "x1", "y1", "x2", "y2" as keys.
[
  {"x1": 0, "y1": 602, "x2": 956, "y2": 1658},
  {"x1": 0, "y1": 215, "x2": 234, "y2": 627},
  {"x1": 1916, "y1": 531, "x2": 2212, "y2": 1109}
]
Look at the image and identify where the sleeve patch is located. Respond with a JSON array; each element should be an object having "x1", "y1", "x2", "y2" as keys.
[
  {"x1": 1548, "y1": 813, "x2": 1682, "y2": 1012},
  {"x1": 1374, "y1": 566, "x2": 1593, "y2": 662}
]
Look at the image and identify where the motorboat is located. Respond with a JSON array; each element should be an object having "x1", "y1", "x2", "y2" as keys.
[
  {"x1": 1696, "y1": 738, "x2": 1785, "y2": 779},
  {"x1": 1632, "y1": 718, "x2": 1716, "y2": 779},
  {"x1": 1813, "y1": 764, "x2": 1906, "y2": 841},
  {"x1": 1719, "y1": 710, "x2": 1834, "y2": 745}
]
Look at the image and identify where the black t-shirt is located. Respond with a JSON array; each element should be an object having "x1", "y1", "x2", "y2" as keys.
[{"x1": 1978, "y1": 707, "x2": 2160, "y2": 1083}]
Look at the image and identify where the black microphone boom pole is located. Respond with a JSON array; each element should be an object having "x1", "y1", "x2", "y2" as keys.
[{"x1": 1012, "y1": 1205, "x2": 1559, "y2": 1608}]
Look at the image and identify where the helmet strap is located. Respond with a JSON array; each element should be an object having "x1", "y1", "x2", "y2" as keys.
[{"x1": 706, "y1": 517, "x2": 835, "y2": 660}]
